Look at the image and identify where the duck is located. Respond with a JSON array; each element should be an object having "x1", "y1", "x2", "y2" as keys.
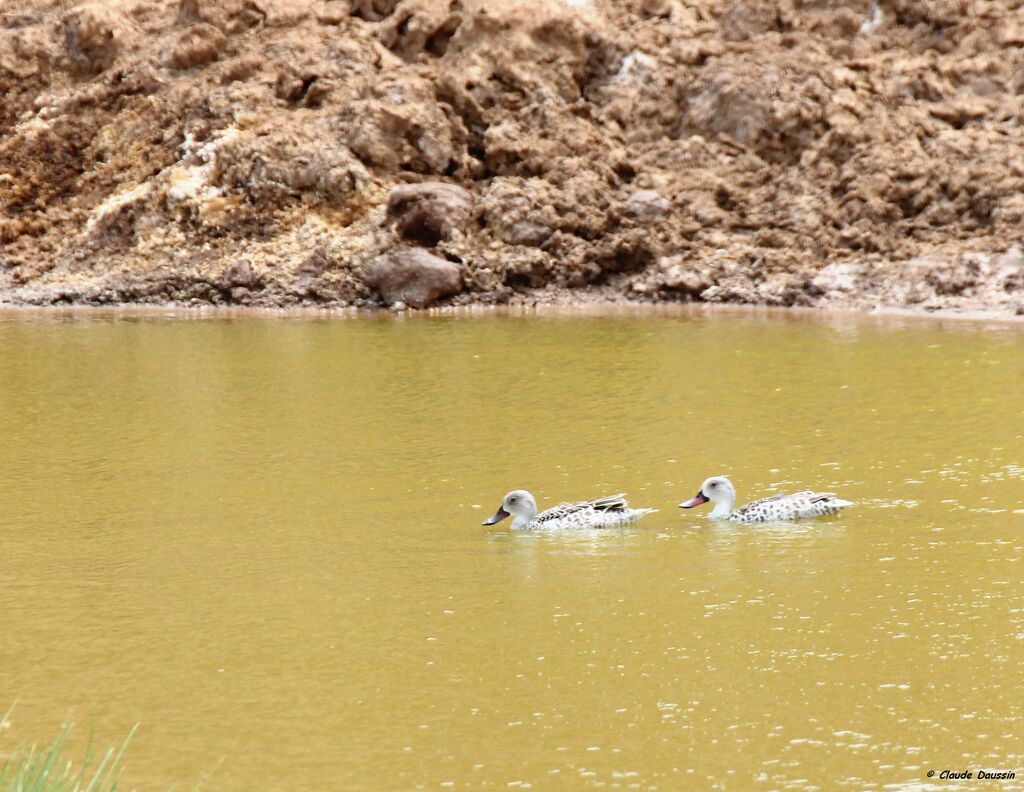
[
  {"x1": 482, "y1": 490, "x2": 656, "y2": 530},
  {"x1": 679, "y1": 475, "x2": 852, "y2": 523}
]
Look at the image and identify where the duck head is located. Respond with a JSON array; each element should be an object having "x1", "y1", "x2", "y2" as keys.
[
  {"x1": 679, "y1": 476, "x2": 736, "y2": 518},
  {"x1": 483, "y1": 490, "x2": 538, "y2": 529}
]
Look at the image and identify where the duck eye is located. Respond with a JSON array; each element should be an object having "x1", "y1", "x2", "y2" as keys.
[
  {"x1": 709, "y1": 482, "x2": 717, "y2": 488},
  {"x1": 509, "y1": 497, "x2": 517, "y2": 503}
]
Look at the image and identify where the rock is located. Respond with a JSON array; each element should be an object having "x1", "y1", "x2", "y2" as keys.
[
  {"x1": 212, "y1": 126, "x2": 369, "y2": 202},
  {"x1": 638, "y1": 0, "x2": 671, "y2": 18},
  {"x1": 502, "y1": 248, "x2": 554, "y2": 289},
  {"x1": 178, "y1": 0, "x2": 266, "y2": 34},
  {"x1": 351, "y1": 0, "x2": 401, "y2": 21},
  {"x1": 660, "y1": 256, "x2": 714, "y2": 296},
  {"x1": 720, "y1": 0, "x2": 779, "y2": 41},
  {"x1": 221, "y1": 259, "x2": 257, "y2": 288},
  {"x1": 999, "y1": 20, "x2": 1024, "y2": 46},
  {"x1": 362, "y1": 248, "x2": 463, "y2": 308},
  {"x1": 588, "y1": 230, "x2": 659, "y2": 275},
  {"x1": 925, "y1": 257, "x2": 980, "y2": 296},
  {"x1": 263, "y1": 0, "x2": 313, "y2": 28},
  {"x1": 997, "y1": 246, "x2": 1024, "y2": 292},
  {"x1": 60, "y1": 3, "x2": 132, "y2": 74},
  {"x1": 477, "y1": 178, "x2": 561, "y2": 246},
  {"x1": 380, "y1": 0, "x2": 463, "y2": 60},
  {"x1": 626, "y1": 190, "x2": 670, "y2": 221},
  {"x1": 0, "y1": 21, "x2": 51, "y2": 79},
  {"x1": 165, "y1": 23, "x2": 227, "y2": 70},
  {"x1": 505, "y1": 221, "x2": 552, "y2": 247},
  {"x1": 296, "y1": 247, "x2": 334, "y2": 276},
  {"x1": 341, "y1": 78, "x2": 464, "y2": 174},
  {"x1": 274, "y1": 64, "x2": 324, "y2": 103},
  {"x1": 928, "y1": 98, "x2": 993, "y2": 127},
  {"x1": 316, "y1": 2, "x2": 350, "y2": 25},
  {"x1": 386, "y1": 182, "x2": 473, "y2": 245}
]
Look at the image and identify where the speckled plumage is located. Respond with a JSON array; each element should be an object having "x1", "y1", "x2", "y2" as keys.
[
  {"x1": 483, "y1": 490, "x2": 656, "y2": 531},
  {"x1": 526, "y1": 494, "x2": 656, "y2": 531},
  {"x1": 726, "y1": 490, "x2": 852, "y2": 523},
  {"x1": 680, "y1": 476, "x2": 853, "y2": 523}
]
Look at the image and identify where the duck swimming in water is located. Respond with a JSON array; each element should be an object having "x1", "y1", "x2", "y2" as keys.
[
  {"x1": 483, "y1": 490, "x2": 656, "y2": 531},
  {"x1": 679, "y1": 476, "x2": 852, "y2": 523}
]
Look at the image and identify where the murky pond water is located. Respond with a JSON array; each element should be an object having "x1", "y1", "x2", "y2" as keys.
[{"x1": 1, "y1": 308, "x2": 1023, "y2": 790}]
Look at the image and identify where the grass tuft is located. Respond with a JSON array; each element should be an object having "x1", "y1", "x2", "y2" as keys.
[{"x1": 0, "y1": 706, "x2": 137, "y2": 792}]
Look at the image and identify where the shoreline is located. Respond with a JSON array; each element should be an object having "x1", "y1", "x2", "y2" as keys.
[{"x1": 2, "y1": 298, "x2": 1022, "y2": 330}]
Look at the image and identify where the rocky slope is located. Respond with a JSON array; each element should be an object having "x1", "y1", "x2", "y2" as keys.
[{"x1": 1, "y1": 0, "x2": 1023, "y2": 314}]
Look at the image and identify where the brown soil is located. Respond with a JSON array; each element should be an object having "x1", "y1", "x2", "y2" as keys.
[{"x1": 2, "y1": 0, "x2": 1023, "y2": 315}]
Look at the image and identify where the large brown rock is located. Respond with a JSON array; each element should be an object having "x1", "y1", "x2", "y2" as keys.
[
  {"x1": 362, "y1": 248, "x2": 463, "y2": 308},
  {"x1": 386, "y1": 182, "x2": 473, "y2": 245}
]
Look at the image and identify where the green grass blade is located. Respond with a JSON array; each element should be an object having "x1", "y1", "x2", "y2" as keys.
[
  {"x1": 0, "y1": 710, "x2": 137, "y2": 792},
  {"x1": 91, "y1": 724, "x2": 137, "y2": 792}
]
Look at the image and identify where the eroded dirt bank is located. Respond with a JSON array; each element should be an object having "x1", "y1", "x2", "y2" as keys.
[{"x1": 2, "y1": 0, "x2": 1023, "y2": 314}]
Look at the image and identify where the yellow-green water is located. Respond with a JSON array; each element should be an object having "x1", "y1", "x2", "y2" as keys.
[{"x1": 1, "y1": 309, "x2": 1023, "y2": 790}]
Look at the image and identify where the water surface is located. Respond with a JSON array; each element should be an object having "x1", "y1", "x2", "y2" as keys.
[{"x1": 1, "y1": 308, "x2": 1022, "y2": 790}]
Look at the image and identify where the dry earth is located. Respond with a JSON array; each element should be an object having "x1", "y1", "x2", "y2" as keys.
[{"x1": 2, "y1": 0, "x2": 1023, "y2": 314}]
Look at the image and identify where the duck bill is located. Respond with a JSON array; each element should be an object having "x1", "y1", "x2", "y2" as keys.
[
  {"x1": 482, "y1": 506, "x2": 510, "y2": 525},
  {"x1": 679, "y1": 492, "x2": 709, "y2": 509}
]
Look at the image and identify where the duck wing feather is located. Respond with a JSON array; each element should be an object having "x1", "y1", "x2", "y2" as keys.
[
  {"x1": 534, "y1": 494, "x2": 628, "y2": 524},
  {"x1": 738, "y1": 492, "x2": 788, "y2": 509}
]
